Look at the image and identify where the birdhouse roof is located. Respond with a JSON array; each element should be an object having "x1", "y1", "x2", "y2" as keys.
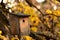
[{"x1": 9, "y1": 12, "x2": 30, "y2": 17}]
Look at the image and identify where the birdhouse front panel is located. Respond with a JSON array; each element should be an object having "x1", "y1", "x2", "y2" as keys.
[{"x1": 19, "y1": 17, "x2": 30, "y2": 35}]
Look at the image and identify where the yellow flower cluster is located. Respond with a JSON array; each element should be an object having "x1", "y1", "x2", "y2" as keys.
[
  {"x1": 0, "y1": 30, "x2": 2, "y2": 35},
  {"x1": 52, "y1": 0, "x2": 60, "y2": 4},
  {"x1": 30, "y1": 27, "x2": 38, "y2": 32},
  {"x1": 56, "y1": 22, "x2": 60, "y2": 27},
  {"x1": 57, "y1": 32, "x2": 60, "y2": 34},
  {"x1": 0, "y1": 30, "x2": 8, "y2": 40},
  {"x1": 46, "y1": 9, "x2": 52, "y2": 14},
  {"x1": 46, "y1": 9, "x2": 60, "y2": 16},
  {"x1": 23, "y1": 36, "x2": 33, "y2": 40},
  {"x1": 53, "y1": 10, "x2": 60, "y2": 16},
  {"x1": 11, "y1": 37, "x2": 19, "y2": 40}
]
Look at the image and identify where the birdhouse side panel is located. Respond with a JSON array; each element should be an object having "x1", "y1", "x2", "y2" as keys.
[
  {"x1": 9, "y1": 15, "x2": 19, "y2": 35},
  {"x1": 19, "y1": 18, "x2": 30, "y2": 35}
]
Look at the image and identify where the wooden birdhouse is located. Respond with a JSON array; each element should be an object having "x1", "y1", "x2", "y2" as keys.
[{"x1": 9, "y1": 13, "x2": 30, "y2": 36}]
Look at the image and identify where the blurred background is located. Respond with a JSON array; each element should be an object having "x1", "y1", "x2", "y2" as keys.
[{"x1": 0, "y1": 0, "x2": 60, "y2": 40}]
